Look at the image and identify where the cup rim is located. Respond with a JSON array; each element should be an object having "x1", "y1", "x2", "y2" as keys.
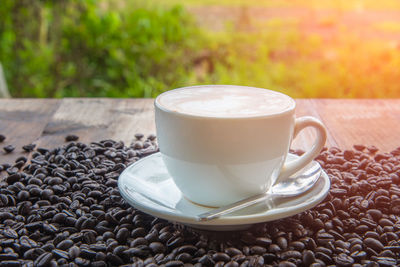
[{"x1": 154, "y1": 85, "x2": 296, "y2": 120}]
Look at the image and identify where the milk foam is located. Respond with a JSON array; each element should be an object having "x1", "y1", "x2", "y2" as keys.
[{"x1": 157, "y1": 86, "x2": 294, "y2": 117}]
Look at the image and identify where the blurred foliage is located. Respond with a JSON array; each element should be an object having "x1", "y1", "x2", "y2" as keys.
[
  {"x1": 200, "y1": 28, "x2": 400, "y2": 98},
  {"x1": 1, "y1": 0, "x2": 400, "y2": 98},
  {"x1": 149, "y1": 0, "x2": 400, "y2": 10},
  {"x1": 0, "y1": 0, "x2": 200, "y2": 97}
]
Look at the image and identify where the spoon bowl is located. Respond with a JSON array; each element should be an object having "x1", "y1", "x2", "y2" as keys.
[
  {"x1": 197, "y1": 161, "x2": 322, "y2": 221},
  {"x1": 270, "y1": 163, "x2": 321, "y2": 197}
]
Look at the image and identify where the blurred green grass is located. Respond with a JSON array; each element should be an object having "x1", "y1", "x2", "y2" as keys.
[
  {"x1": 1, "y1": 0, "x2": 400, "y2": 98},
  {"x1": 0, "y1": 0, "x2": 201, "y2": 97}
]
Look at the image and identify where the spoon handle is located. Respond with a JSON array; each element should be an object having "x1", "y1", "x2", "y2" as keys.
[{"x1": 196, "y1": 193, "x2": 271, "y2": 221}]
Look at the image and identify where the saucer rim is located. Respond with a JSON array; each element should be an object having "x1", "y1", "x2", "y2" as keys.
[{"x1": 118, "y1": 152, "x2": 330, "y2": 226}]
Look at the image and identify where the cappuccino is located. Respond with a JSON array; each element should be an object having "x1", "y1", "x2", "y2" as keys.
[
  {"x1": 155, "y1": 85, "x2": 327, "y2": 206},
  {"x1": 156, "y1": 85, "x2": 295, "y2": 118}
]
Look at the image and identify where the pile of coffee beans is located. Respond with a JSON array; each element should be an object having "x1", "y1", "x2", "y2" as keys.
[{"x1": 0, "y1": 135, "x2": 399, "y2": 267}]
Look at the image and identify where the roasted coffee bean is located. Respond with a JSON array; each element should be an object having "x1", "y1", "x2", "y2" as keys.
[
  {"x1": 134, "y1": 133, "x2": 144, "y2": 140},
  {"x1": 277, "y1": 237, "x2": 288, "y2": 250},
  {"x1": 80, "y1": 249, "x2": 97, "y2": 259},
  {"x1": 167, "y1": 236, "x2": 184, "y2": 249},
  {"x1": 212, "y1": 252, "x2": 230, "y2": 262},
  {"x1": 56, "y1": 239, "x2": 74, "y2": 250},
  {"x1": 240, "y1": 232, "x2": 256, "y2": 244},
  {"x1": 65, "y1": 135, "x2": 79, "y2": 142},
  {"x1": 96, "y1": 252, "x2": 108, "y2": 263},
  {"x1": 116, "y1": 228, "x2": 129, "y2": 243},
  {"x1": 255, "y1": 237, "x2": 272, "y2": 247},
  {"x1": 302, "y1": 250, "x2": 315, "y2": 266},
  {"x1": 268, "y1": 244, "x2": 281, "y2": 253},
  {"x1": 334, "y1": 253, "x2": 354, "y2": 266},
  {"x1": 53, "y1": 213, "x2": 67, "y2": 223},
  {"x1": 41, "y1": 189, "x2": 53, "y2": 199},
  {"x1": 113, "y1": 245, "x2": 127, "y2": 256},
  {"x1": 249, "y1": 245, "x2": 265, "y2": 255},
  {"x1": 0, "y1": 211, "x2": 14, "y2": 220},
  {"x1": 3, "y1": 145, "x2": 15, "y2": 153},
  {"x1": 83, "y1": 231, "x2": 96, "y2": 244},
  {"x1": 364, "y1": 238, "x2": 384, "y2": 252},
  {"x1": 68, "y1": 246, "x2": 80, "y2": 259},
  {"x1": 81, "y1": 218, "x2": 97, "y2": 230},
  {"x1": 355, "y1": 224, "x2": 369, "y2": 234},
  {"x1": 175, "y1": 252, "x2": 191, "y2": 263},
  {"x1": 176, "y1": 244, "x2": 197, "y2": 255},
  {"x1": 5, "y1": 174, "x2": 20, "y2": 184},
  {"x1": 353, "y1": 144, "x2": 365, "y2": 151},
  {"x1": 225, "y1": 247, "x2": 242, "y2": 257},
  {"x1": 131, "y1": 227, "x2": 146, "y2": 238},
  {"x1": 144, "y1": 230, "x2": 158, "y2": 242},
  {"x1": 41, "y1": 243, "x2": 55, "y2": 252},
  {"x1": 25, "y1": 221, "x2": 43, "y2": 231},
  {"x1": 232, "y1": 254, "x2": 246, "y2": 263},
  {"x1": 3, "y1": 228, "x2": 18, "y2": 239},
  {"x1": 281, "y1": 250, "x2": 302, "y2": 260},
  {"x1": 290, "y1": 241, "x2": 305, "y2": 251},
  {"x1": 379, "y1": 218, "x2": 393, "y2": 227},
  {"x1": 248, "y1": 255, "x2": 264, "y2": 266},
  {"x1": 199, "y1": 254, "x2": 215, "y2": 266},
  {"x1": 147, "y1": 134, "x2": 156, "y2": 141},
  {"x1": 2, "y1": 139, "x2": 400, "y2": 266},
  {"x1": 34, "y1": 252, "x2": 53, "y2": 267},
  {"x1": 315, "y1": 251, "x2": 332, "y2": 264},
  {"x1": 0, "y1": 134, "x2": 5, "y2": 142},
  {"x1": 130, "y1": 237, "x2": 148, "y2": 247},
  {"x1": 74, "y1": 257, "x2": 90, "y2": 266},
  {"x1": 149, "y1": 242, "x2": 165, "y2": 254},
  {"x1": 52, "y1": 249, "x2": 69, "y2": 260},
  {"x1": 102, "y1": 232, "x2": 114, "y2": 241},
  {"x1": 90, "y1": 244, "x2": 107, "y2": 252},
  {"x1": 22, "y1": 144, "x2": 36, "y2": 152},
  {"x1": 351, "y1": 250, "x2": 367, "y2": 261},
  {"x1": 22, "y1": 249, "x2": 36, "y2": 260}
]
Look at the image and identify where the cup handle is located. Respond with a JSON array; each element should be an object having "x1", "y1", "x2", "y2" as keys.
[{"x1": 276, "y1": 116, "x2": 327, "y2": 184}]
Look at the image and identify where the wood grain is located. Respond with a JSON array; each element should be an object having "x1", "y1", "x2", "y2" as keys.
[
  {"x1": 35, "y1": 98, "x2": 155, "y2": 148},
  {"x1": 1, "y1": 98, "x2": 400, "y2": 166},
  {"x1": 292, "y1": 99, "x2": 338, "y2": 151},
  {"x1": 0, "y1": 99, "x2": 60, "y2": 163},
  {"x1": 313, "y1": 99, "x2": 400, "y2": 153}
]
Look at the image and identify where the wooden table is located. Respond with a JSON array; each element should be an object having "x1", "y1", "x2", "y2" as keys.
[{"x1": 1, "y1": 98, "x2": 400, "y2": 164}]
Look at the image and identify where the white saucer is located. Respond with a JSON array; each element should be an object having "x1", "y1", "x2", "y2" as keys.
[{"x1": 118, "y1": 153, "x2": 330, "y2": 231}]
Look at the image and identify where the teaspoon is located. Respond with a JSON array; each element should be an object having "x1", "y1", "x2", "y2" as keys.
[{"x1": 197, "y1": 162, "x2": 322, "y2": 221}]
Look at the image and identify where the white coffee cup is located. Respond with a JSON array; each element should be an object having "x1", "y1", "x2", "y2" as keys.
[{"x1": 155, "y1": 85, "x2": 327, "y2": 207}]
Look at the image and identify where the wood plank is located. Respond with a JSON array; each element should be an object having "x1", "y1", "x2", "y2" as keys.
[
  {"x1": 313, "y1": 99, "x2": 400, "y2": 153},
  {"x1": 1, "y1": 98, "x2": 399, "y2": 165},
  {"x1": 35, "y1": 98, "x2": 336, "y2": 152},
  {"x1": 25, "y1": 98, "x2": 400, "y2": 152},
  {"x1": 35, "y1": 98, "x2": 156, "y2": 148},
  {"x1": 0, "y1": 99, "x2": 60, "y2": 163}
]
